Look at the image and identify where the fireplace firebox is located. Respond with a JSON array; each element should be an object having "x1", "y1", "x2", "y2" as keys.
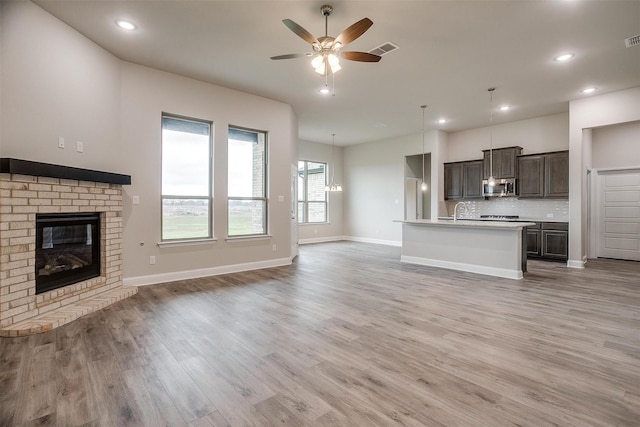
[{"x1": 35, "y1": 213, "x2": 101, "y2": 294}]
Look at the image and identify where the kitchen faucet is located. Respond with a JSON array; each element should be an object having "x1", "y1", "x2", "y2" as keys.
[{"x1": 453, "y1": 201, "x2": 467, "y2": 222}]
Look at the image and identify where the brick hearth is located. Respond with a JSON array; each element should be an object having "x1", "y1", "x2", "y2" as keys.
[{"x1": 0, "y1": 171, "x2": 136, "y2": 336}]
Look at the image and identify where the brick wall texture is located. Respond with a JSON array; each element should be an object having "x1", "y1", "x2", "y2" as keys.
[{"x1": 0, "y1": 173, "x2": 126, "y2": 329}]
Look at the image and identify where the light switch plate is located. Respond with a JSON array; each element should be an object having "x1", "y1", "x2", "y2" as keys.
[{"x1": 132, "y1": 196, "x2": 140, "y2": 205}]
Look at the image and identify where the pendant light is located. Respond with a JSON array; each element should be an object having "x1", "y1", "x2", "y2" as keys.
[
  {"x1": 325, "y1": 133, "x2": 342, "y2": 192},
  {"x1": 487, "y1": 87, "x2": 496, "y2": 187},
  {"x1": 420, "y1": 105, "x2": 428, "y2": 192}
]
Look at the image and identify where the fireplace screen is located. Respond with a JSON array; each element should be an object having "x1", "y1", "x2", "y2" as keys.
[{"x1": 35, "y1": 213, "x2": 101, "y2": 294}]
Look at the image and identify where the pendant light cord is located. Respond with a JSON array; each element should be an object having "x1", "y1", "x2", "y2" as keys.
[
  {"x1": 488, "y1": 87, "x2": 495, "y2": 182},
  {"x1": 331, "y1": 133, "x2": 336, "y2": 185},
  {"x1": 421, "y1": 105, "x2": 427, "y2": 189}
]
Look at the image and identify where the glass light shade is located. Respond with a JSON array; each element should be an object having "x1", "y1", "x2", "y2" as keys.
[
  {"x1": 312, "y1": 56, "x2": 326, "y2": 74},
  {"x1": 488, "y1": 176, "x2": 496, "y2": 187},
  {"x1": 328, "y1": 54, "x2": 339, "y2": 67},
  {"x1": 325, "y1": 183, "x2": 342, "y2": 192},
  {"x1": 421, "y1": 181, "x2": 428, "y2": 191}
]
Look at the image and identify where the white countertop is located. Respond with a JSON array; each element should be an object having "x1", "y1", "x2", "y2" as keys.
[{"x1": 397, "y1": 219, "x2": 536, "y2": 229}]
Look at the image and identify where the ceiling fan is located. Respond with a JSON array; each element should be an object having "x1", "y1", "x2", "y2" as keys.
[{"x1": 271, "y1": 4, "x2": 381, "y2": 75}]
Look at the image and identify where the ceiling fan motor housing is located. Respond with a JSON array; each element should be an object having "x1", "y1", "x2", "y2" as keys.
[{"x1": 321, "y1": 5, "x2": 333, "y2": 16}]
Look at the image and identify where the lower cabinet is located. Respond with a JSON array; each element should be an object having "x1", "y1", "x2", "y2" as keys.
[{"x1": 526, "y1": 222, "x2": 568, "y2": 261}]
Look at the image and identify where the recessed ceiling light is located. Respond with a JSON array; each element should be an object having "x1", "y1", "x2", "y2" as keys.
[
  {"x1": 499, "y1": 105, "x2": 510, "y2": 111},
  {"x1": 437, "y1": 119, "x2": 447, "y2": 124},
  {"x1": 116, "y1": 20, "x2": 136, "y2": 31},
  {"x1": 554, "y1": 53, "x2": 574, "y2": 62},
  {"x1": 581, "y1": 87, "x2": 597, "y2": 94}
]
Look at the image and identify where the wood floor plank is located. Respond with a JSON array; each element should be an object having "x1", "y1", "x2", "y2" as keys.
[{"x1": 1, "y1": 242, "x2": 639, "y2": 426}]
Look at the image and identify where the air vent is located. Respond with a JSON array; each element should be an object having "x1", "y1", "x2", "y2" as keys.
[
  {"x1": 369, "y1": 42, "x2": 399, "y2": 56},
  {"x1": 625, "y1": 34, "x2": 640, "y2": 48}
]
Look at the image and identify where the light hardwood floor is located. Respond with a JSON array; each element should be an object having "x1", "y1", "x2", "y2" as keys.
[{"x1": 1, "y1": 242, "x2": 639, "y2": 426}]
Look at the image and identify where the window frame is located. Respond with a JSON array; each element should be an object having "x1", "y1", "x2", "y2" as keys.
[
  {"x1": 227, "y1": 125, "x2": 269, "y2": 238},
  {"x1": 160, "y1": 113, "x2": 214, "y2": 242},
  {"x1": 298, "y1": 159, "x2": 328, "y2": 224}
]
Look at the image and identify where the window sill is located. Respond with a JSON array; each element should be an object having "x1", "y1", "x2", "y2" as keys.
[
  {"x1": 225, "y1": 234, "x2": 272, "y2": 242},
  {"x1": 298, "y1": 222, "x2": 331, "y2": 226},
  {"x1": 157, "y1": 238, "x2": 218, "y2": 248}
]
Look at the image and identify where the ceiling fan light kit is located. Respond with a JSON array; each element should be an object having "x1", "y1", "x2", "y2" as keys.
[{"x1": 271, "y1": 4, "x2": 381, "y2": 82}]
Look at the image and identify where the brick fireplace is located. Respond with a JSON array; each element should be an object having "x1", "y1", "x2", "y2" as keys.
[{"x1": 0, "y1": 159, "x2": 137, "y2": 336}]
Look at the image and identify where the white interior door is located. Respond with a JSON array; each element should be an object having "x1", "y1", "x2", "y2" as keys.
[
  {"x1": 405, "y1": 178, "x2": 422, "y2": 220},
  {"x1": 596, "y1": 170, "x2": 640, "y2": 261}
]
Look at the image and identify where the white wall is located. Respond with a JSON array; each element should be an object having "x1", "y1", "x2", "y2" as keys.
[
  {"x1": 297, "y1": 140, "x2": 344, "y2": 243},
  {"x1": 447, "y1": 113, "x2": 569, "y2": 161},
  {"x1": 569, "y1": 86, "x2": 640, "y2": 267},
  {"x1": 1, "y1": 1, "x2": 298, "y2": 284},
  {"x1": 120, "y1": 63, "x2": 296, "y2": 281},
  {"x1": 592, "y1": 121, "x2": 640, "y2": 169},
  {"x1": 0, "y1": 0, "x2": 123, "y2": 172},
  {"x1": 343, "y1": 130, "x2": 444, "y2": 245}
]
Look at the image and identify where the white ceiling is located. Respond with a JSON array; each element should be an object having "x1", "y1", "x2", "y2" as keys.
[{"x1": 33, "y1": 0, "x2": 640, "y2": 146}]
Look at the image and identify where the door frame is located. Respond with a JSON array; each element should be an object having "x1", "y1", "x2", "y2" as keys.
[{"x1": 588, "y1": 166, "x2": 640, "y2": 259}]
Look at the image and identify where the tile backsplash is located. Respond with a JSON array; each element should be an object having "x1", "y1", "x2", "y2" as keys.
[{"x1": 443, "y1": 198, "x2": 569, "y2": 221}]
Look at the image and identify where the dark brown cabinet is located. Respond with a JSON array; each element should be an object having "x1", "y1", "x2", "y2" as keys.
[
  {"x1": 444, "y1": 160, "x2": 483, "y2": 200},
  {"x1": 444, "y1": 162, "x2": 463, "y2": 200},
  {"x1": 526, "y1": 223, "x2": 542, "y2": 257},
  {"x1": 483, "y1": 146, "x2": 522, "y2": 179},
  {"x1": 463, "y1": 160, "x2": 484, "y2": 199},
  {"x1": 544, "y1": 151, "x2": 569, "y2": 198},
  {"x1": 526, "y1": 222, "x2": 568, "y2": 261},
  {"x1": 518, "y1": 155, "x2": 545, "y2": 197},
  {"x1": 517, "y1": 151, "x2": 569, "y2": 198}
]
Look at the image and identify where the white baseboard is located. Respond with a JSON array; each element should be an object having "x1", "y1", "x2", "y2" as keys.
[
  {"x1": 298, "y1": 236, "x2": 347, "y2": 245},
  {"x1": 344, "y1": 236, "x2": 402, "y2": 247},
  {"x1": 567, "y1": 259, "x2": 586, "y2": 269},
  {"x1": 124, "y1": 257, "x2": 292, "y2": 287},
  {"x1": 401, "y1": 255, "x2": 523, "y2": 280}
]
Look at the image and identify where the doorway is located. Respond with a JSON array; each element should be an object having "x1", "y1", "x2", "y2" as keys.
[
  {"x1": 405, "y1": 178, "x2": 422, "y2": 220},
  {"x1": 405, "y1": 154, "x2": 430, "y2": 220}
]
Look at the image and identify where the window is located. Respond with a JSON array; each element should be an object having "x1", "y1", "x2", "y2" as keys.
[
  {"x1": 297, "y1": 160, "x2": 327, "y2": 223},
  {"x1": 161, "y1": 114, "x2": 213, "y2": 241},
  {"x1": 228, "y1": 127, "x2": 268, "y2": 236}
]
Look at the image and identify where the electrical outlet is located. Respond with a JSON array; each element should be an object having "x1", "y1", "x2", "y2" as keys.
[
  {"x1": 76, "y1": 141, "x2": 84, "y2": 153},
  {"x1": 149, "y1": 256, "x2": 156, "y2": 265},
  {"x1": 272, "y1": 244, "x2": 277, "y2": 252},
  {"x1": 132, "y1": 196, "x2": 140, "y2": 205},
  {"x1": 546, "y1": 213, "x2": 554, "y2": 218},
  {"x1": 58, "y1": 137, "x2": 65, "y2": 149},
  {"x1": 314, "y1": 229, "x2": 318, "y2": 234}
]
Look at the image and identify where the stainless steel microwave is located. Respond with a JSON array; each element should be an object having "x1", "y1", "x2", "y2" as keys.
[{"x1": 482, "y1": 178, "x2": 517, "y2": 197}]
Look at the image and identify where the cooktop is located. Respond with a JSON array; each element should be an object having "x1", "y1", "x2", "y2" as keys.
[{"x1": 480, "y1": 215, "x2": 520, "y2": 220}]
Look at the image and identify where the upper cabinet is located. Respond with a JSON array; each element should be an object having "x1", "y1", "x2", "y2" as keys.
[
  {"x1": 544, "y1": 151, "x2": 569, "y2": 198},
  {"x1": 444, "y1": 160, "x2": 483, "y2": 200},
  {"x1": 482, "y1": 146, "x2": 522, "y2": 179},
  {"x1": 463, "y1": 160, "x2": 484, "y2": 199},
  {"x1": 444, "y1": 162, "x2": 464, "y2": 200},
  {"x1": 517, "y1": 151, "x2": 569, "y2": 198}
]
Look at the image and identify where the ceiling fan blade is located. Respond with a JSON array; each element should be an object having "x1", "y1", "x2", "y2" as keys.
[
  {"x1": 334, "y1": 18, "x2": 373, "y2": 46},
  {"x1": 282, "y1": 19, "x2": 318, "y2": 45},
  {"x1": 270, "y1": 53, "x2": 310, "y2": 60},
  {"x1": 341, "y1": 51, "x2": 381, "y2": 62}
]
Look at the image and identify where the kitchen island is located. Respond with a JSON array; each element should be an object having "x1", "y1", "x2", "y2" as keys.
[{"x1": 398, "y1": 219, "x2": 536, "y2": 279}]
